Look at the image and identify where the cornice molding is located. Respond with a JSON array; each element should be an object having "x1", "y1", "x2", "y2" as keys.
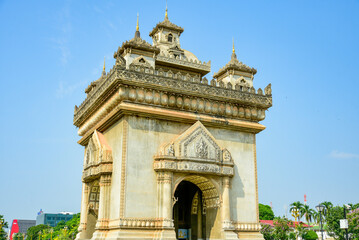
[{"x1": 74, "y1": 67, "x2": 272, "y2": 129}]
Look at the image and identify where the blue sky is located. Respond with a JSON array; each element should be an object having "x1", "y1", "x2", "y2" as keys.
[{"x1": 1, "y1": 0, "x2": 359, "y2": 226}]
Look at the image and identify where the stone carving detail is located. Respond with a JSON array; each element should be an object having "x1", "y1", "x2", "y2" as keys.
[
  {"x1": 130, "y1": 56, "x2": 153, "y2": 69},
  {"x1": 195, "y1": 138, "x2": 208, "y2": 159},
  {"x1": 115, "y1": 56, "x2": 126, "y2": 68},
  {"x1": 233, "y1": 222, "x2": 261, "y2": 232},
  {"x1": 222, "y1": 149, "x2": 232, "y2": 162},
  {"x1": 154, "y1": 122, "x2": 234, "y2": 177},
  {"x1": 82, "y1": 131, "x2": 113, "y2": 182},
  {"x1": 74, "y1": 67, "x2": 272, "y2": 128},
  {"x1": 264, "y1": 83, "x2": 272, "y2": 95},
  {"x1": 167, "y1": 144, "x2": 175, "y2": 156}
]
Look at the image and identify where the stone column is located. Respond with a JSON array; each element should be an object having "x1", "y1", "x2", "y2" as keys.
[
  {"x1": 157, "y1": 172, "x2": 173, "y2": 227},
  {"x1": 222, "y1": 177, "x2": 231, "y2": 227},
  {"x1": 96, "y1": 174, "x2": 111, "y2": 229},
  {"x1": 154, "y1": 171, "x2": 176, "y2": 240},
  {"x1": 76, "y1": 182, "x2": 89, "y2": 240},
  {"x1": 222, "y1": 177, "x2": 239, "y2": 240},
  {"x1": 162, "y1": 172, "x2": 173, "y2": 227}
]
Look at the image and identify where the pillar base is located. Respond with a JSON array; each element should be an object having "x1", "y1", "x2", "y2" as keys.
[
  {"x1": 237, "y1": 231, "x2": 265, "y2": 240},
  {"x1": 93, "y1": 228, "x2": 176, "y2": 240},
  {"x1": 222, "y1": 230, "x2": 240, "y2": 240}
]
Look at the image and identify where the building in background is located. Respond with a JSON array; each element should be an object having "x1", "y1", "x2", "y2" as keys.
[
  {"x1": 36, "y1": 212, "x2": 74, "y2": 227},
  {"x1": 9, "y1": 220, "x2": 36, "y2": 240}
]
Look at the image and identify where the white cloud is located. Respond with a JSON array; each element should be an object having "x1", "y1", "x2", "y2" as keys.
[{"x1": 329, "y1": 150, "x2": 359, "y2": 160}]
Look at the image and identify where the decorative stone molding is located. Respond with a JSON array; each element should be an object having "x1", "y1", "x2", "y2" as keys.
[
  {"x1": 154, "y1": 160, "x2": 234, "y2": 176},
  {"x1": 156, "y1": 53, "x2": 210, "y2": 74},
  {"x1": 233, "y1": 222, "x2": 261, "y2": 232},
  {"x1": 99, "y1": 174, "x2": 112, "y2": 186},
  {"x1": 222, "y1": 220, "x2": 235, "y2": 230},
  {"x1": 156, "y1": 172, "x2": 172, "y2": 184},
  {"x1": 120, "y1": 119, "x2": 128, "y2": 218},
  {"x1": 82, "y1": 131, "x2": 113, "y2": 182},
  {"x1": 110, "y1": 218, "x2": 174, "y2": 230},
  {"x1": 74, "y1": 67, "x2": 272, "y2": 129}
]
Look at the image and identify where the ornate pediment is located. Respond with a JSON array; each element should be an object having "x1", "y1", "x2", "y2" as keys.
[
  {"x1": 159, "y1": 121, "x2": 221, "y2": 161},
  {"x1": 83, "y1": 130, "x2": 113, "y2": 181},
  {"x1": 154, "y1": 121, "x2": 234, "y2": 176}
]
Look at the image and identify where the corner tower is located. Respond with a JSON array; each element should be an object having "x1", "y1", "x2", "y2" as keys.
[{"x1": 74, "y1": 9, "x2": 272, "y2": 240}]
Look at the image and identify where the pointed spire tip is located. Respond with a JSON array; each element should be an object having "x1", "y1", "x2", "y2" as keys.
[
  {"x1": 165, "y1": 0, "x2": 168, "y2": 20},
  {"x1": 136, "y1": 13, "x2": 139, "y2": 31}
]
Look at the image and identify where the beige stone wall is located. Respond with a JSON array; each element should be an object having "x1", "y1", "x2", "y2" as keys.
[
  {"x1": 103, "y1": 118, "x2": 124, "y2": 220},
  {"x1": 103, "y1": 115, "x2": 258, "y2": 224},
  {"x1": 202, "y1": 127, "x2": 257, "y2": 224}
]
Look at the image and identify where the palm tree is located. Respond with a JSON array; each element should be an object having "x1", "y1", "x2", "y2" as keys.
[
  {"x1": 289, "y1": 201, "x2": 304, "y2": 222},
  {"x1": 301, "y1": 205, "x2": 314, "y2": 224},
  {"x1": 312, "y1": 211, "x2": 320, "y2": 224},
  {"x1": 321, "y1": 201, "x2": 333, "y2": 218}
]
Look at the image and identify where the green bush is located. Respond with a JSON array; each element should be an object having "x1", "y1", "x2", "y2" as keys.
[{"x1": 303, "y1": 230, "x2": 318, "y2": 240}]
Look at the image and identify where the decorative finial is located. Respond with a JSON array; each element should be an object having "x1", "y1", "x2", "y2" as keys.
[
  {"x1": 231, "y1": 38, "x2": 237, "y2": 60},
  {"x1": 102, "y1": 57, "x2": 106, "y2": 76},
  {"x1": 134, "y1": 13, "x2": 141, "y2": 38},
  {"x1": 165, "y1": 0, "x2": 168, "y2": 20},
  {"x1": 232, "y1": 38, "x2": 235, "y2": 53},
  {"x1": 103, "y1": 57, "x2": 106, "y2": 71},
  {"x1": 136, "y1": 13, "x2": 139, "y2": 31}
]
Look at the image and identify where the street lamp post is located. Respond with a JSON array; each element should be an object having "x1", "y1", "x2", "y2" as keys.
[
  {"x1": 316, "y1": 204, "x2": 325, "y2": 240},
  {"x1": 343, "y1": 205, "x2": 351, "y2": 240}
]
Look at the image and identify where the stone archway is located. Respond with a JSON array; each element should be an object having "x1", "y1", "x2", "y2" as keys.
[
  {"x1": 154, "y1": 121, "x2": 238, "y2": 240},
  {"x1": 173, "y1": 174, "x2": 222, "y2": 240}
]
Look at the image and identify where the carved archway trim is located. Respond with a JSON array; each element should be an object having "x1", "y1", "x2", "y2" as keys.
[{"x1": 173, "y1": 175, "x2": 220, "y2": 209}]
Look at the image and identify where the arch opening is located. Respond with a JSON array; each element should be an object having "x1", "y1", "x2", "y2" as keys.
[
  {"x1": 173, "y1": 176, "x2": 220, "y2": 240},
  {"x1": 173, "y1": 181, "x2": 205, "y2": 240}
]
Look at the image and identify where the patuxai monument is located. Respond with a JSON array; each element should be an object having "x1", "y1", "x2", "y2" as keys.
[{"x1": 73, "y1": 7, "x2": 272, "y2": 240}]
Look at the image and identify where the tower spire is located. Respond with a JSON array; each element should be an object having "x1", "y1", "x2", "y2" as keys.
[
  {"x1": 102, "y1": 57, "x2": 106, "y2": 76},
  {"x1": 134, "y1": 13, "x2": 140, "y2": 38},
  {"x1": 232, "y1": 38, "x2": 235, "y2": 53},
  {"x1": 231, "y1": 38, "x2": 237, "y2": 60},
  {"x1": 165, "y1": 0, "x2": 168, "y2": 20},
  {"x1": 136, "y1": 13, "x2": 139, "y2": 31}
]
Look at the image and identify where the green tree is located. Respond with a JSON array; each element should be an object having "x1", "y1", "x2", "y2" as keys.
[
  {"x1": 26, "y1": 224, "x2": 49, "y2": 240},
  {"x1": 259, "y1": 204, "x2": 275, "y2": 220},
  {"x1": 13, "y1": 233, "x2": 25, "y2": 240},
  {"x1": 289, "y1": 201, "x2": 304, "y2": 222},
  {"x1": 325, "y1": 205, "x2": 346, "y2": 240},
  {"x1": 321, "y1": 201, "x2": 333, "y2": 219},
  {"x1": 301, "y1": 205, "x2": 315, "y2": 224},
  {"x1": 303, "y1": 230, "x2": 318, "y2": 240},
  {"x1": 347, "y1": 208, "x2": 359, "y2": 239},
  {"x1": 294, "y1": 223, "x2": 308, "y2": 240},
  {"x1": 0, "y1": 215, "x2": 8, "y2": 240},
  {"x1": 260, "y1": 224, "x2": 274, "y2": 240},
  {"x1": 272, "y1": 217, "x2": 292, "y2": 240}
]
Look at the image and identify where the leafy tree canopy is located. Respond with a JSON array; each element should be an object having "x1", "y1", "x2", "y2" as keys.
[
  {"x1": 303, "y1": 230, "x2": 318, "y2": 240},
  {"x1": 259, "y1": 204, "x2": 275, "y2": 220},
  {"x1": 0, "y1": 215, "x2": 8, "y2": 240}
]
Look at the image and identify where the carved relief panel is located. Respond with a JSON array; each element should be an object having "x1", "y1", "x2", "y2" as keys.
[{"x1": 154, "y1": 121, "x2": 234, "y2": 177}]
